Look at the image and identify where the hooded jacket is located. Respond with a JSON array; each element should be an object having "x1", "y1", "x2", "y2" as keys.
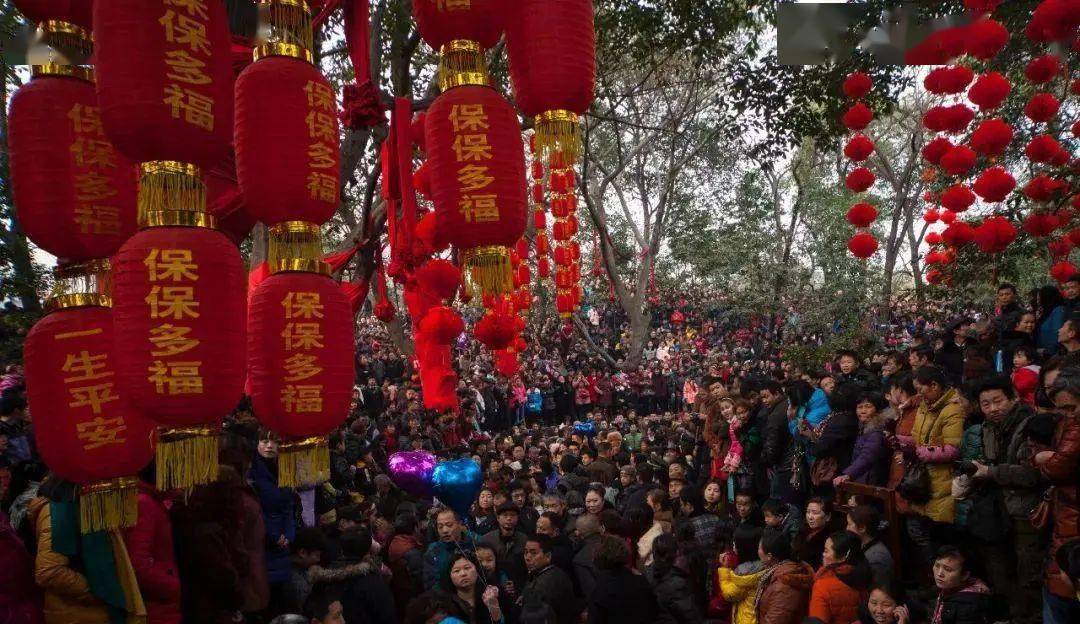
[
  {"x1": 808, "y1": 563, "x2": 863, "y2": 624},
  {"x1": 718, "y1": 560, "x2": 766, "y2": 624},
  {"x1": 756, "y1": 560, "x2": 814, "y2": 624},
  {"x1": 911, "y1": 388, "x2": 965, "y2": 523}
]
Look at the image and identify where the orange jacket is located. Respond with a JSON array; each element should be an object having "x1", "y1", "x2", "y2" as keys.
[{"x1": 808, "y1": 564, "x2": 862, "y2": 624}]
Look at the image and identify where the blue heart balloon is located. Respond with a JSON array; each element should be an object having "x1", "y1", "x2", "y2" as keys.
[
  {"x1": 432, "y1": 458, "x2": 483, "y2": 518},
  {"x1": 574, "y1": 421, "x2": 597, "y2": 437}
]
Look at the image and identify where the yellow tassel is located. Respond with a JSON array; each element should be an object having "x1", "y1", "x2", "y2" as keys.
[
  {"x1": 268, "y1": 221, "x2": 330, "y2": 274},
  {"x1": 535, "y1": 111, "x2": 582, "y2": 164},
  {"x1": 278, "y1": 437, "x2": 330, "y2": 488},
  {"x1": 79, "y1": 477, "x2": 138, "y2": 534},
  {"x1": 464, "y1": 246, "x2": 514, "y2": 297},
  {"x1": 138, "y1": 161, "x2": 207, "y2": 228},
  {"x1": 155, "y1": 427, "x2": 220, "y2": 491},
  {"x1": 439, "y1": 40, "x2": 489, "y2": 91}
]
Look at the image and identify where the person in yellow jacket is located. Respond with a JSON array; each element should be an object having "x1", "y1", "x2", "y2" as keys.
[
  {"x1": 906, "y1": 366, "x2": 966, "y2": 579},
  {"x1": 719, "y1": 559, "x2": 767, "y2": 624}
]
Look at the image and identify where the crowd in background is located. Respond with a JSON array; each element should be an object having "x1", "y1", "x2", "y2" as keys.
[{"x1": 3, "y1": 277, "x2": 1080, "y2": 624}]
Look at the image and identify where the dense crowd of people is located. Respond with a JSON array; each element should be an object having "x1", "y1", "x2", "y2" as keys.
[{"x1": 3, "y1": 278, "x2": 1080, "y2": 624}]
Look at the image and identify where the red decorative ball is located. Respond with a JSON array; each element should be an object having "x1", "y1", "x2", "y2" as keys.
[
  {"x1": 941, "y1": 184, "x2": 976, "y2": 213},
  {"x1": 923, "y1": 104, "x2": 975, "y2": 134},
  {"x1": 842, "y1": 102, "x2": 873, "y2": 131},
  {"x1": 926, "y1": 231, "x2": 943, "y2": 245},
  {"x1": 924, "y1": 209, "x2": 941, "y2": 224},
  {"x1": 1024, "y1": 93, "x2": 1060, "y2": 123},
  {"x1": 374, "y1": 300, "x2": 395, "y2": 323},
  {"x1": 848, "y1": 232, "x2": 879, "y2": 259},
  {"x1": 1026, "y1": 0, "x2": 1080, "y2": 43},
  {"x1": 905, "y1": 27, "x2": 968, "y2": 64},
  {"x1": 846, "y1": 202, "x2": 878, "y2": 228},
  {"x1": 924, "y1": 66, "x2": 974, "y2": 94},
  {"x1": 1024, "y1": 175, "x2": 1068, "y2": 202},
  {"x1": 941, "y1": 209, "x2": 958, "y2": 225},
  {"x1": 922, "y1": 137, "x2": 954, "y2": 165},
  {"x1": 475, "y1": 311, "x2": 516, "y2": 350},
  {"x1": 1025, "y1": 54, "x2": 1061, "y2": 83},
  {"x1": 842, "y1": 72, "x2": 872, "y2": 99},
  {"x1": 965, "y1": 19, "x2": 1010, "y2": 60},
  {"x1": 1023, "y1": 212, "x2": 1060, "y2": 238},
  {"x1": 969, "y1": 118, "x2": 1013, "y2": 156},
  {"x1": 1049, "y1": 238, "x2": 1074, "y2": 258},
  {"x1": 1051, "y1": 261, "x2": 1079, "y2": 283},
  {"x1": 845, "y1": 167, "x2": 876, "y2": 193},
  {"x1": 1025, "y1": 135, "x2": 1063, "y2": 164},
  {"x1": 415, "y1": 259, "x2": 462, "y2": 301},
  {"x1": 940, "y1": 145, "x2": 977, "y2": 176},
  {"x1": 843, "y1": 134, "x2": 874, "y2": 162},
  {"x1": 974, "y1": 215, "x2": 1017, "y2": 254},
  {"x1": 972, "y1": 166, "x2": 1016, "y2": 203},
  {"x1": 967, "y1": 72, "x2": 1012, "y2": 110},
  {"x1": 943, "y1": 222, "x2": 976, "y2": 247},
  {"x1": 926, "y1": 268, "x2": 945, "y2": 285},
  {"x1": 418, "y1": 306, "x2": 465, "y2": 345}
]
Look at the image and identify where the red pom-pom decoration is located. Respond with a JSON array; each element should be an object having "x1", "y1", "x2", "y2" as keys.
[
  {"x1": 924, "y1": 66, "x2": 975, "y2": 94},
  {"x1": 924, "y1": 209, "x2": 941, "y2": 224},
  {"x1": 418, "y1": 306, "x2": 464, "y2": 344},
  {"x1": 1026, "y1": 0, "x2": 1080, "y2": 43},
  {"x1": 848, "y1": 232, "x2": 879, "y2": 259},
  {"x1": 973, "y1": 166, "x2": 1016, "y2": 202},
  {"x1": 969, "y1": 118, "x2": 1013, "y2": 156},
  {"x1": 1025, "y1": 135, "x2": 1063, "y2": 164},
  {"x1": 844, "y1": 134, "x2": 875, "y2": 161},
  {"x1": 926, "y1": 268, "x2": 945, "y2": 285},
  {"x1": 1052, "y1": 261, "x2": 1079, "y2": 283},
  {"x1": 842, "y1": 102, "x2": 873, "y2": 131},
  {"x1": 374, "y1": 300, "x2": 395, "y2": 323},
  {"x1": 943, "y1": 221, "x2": 976, "y2": 247},
  {"x1": 475, "y1": 312, "x2": 516, "y2": 351},
  {"x1": 965, "y1": 19, "x2": 1010, "y2": 60},
  {"x1": 1049, "y1": 238, "x2": 1074, "y2": 258},
  {"x1": 1024, "y1": 93, "x2": 1060, "y2": 123},
  {"x1": 1024, "y1": 175, "x2": 1068, "y2": 202},
  {"x1": 1025, "y1": 54, "x2": 1061, "y2": 83},
  {"x1": 846, "y1": 202, "x2": 878, "y2": 228},
  {"x1": 922, "y1": 137, "x2": 954, "y2": 165},
  {"x1": 1023, "y1": 212, "x2": 1060, "y2": 238},
  {"x1": 926, "y1": 231, "x2": 943, "y2": 245},
  {"x1": 941, "y1": 184, "x2": 976, "y2": 213},
  {"x1": 967, "y1": 72, "x2": 1011, "y2": 110},
  {"x1": 415, "y1": 259, "x2": 462, "y2": 301},
  {"x1": 924, "y1": 105, "x2": 975, "y2": 134},
  {"x1": 941, "y1": 145, "x2": 977, "y2": 176},
  {"x1": 843, "y1": 72, "x2": 872, "y2": 99},
  {"x1": 974, "y1": 216, "x2": 1018, "y2": 253},
  {"x1": 941, "y1": 209, "x2": 958, "y2": 225},
  {"x1": 845, "y1": 167, "x2": 876, "y2": 192}
]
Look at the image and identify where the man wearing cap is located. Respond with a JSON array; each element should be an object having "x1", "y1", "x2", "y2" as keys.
[{"x1": 480, "y1": 500, "x2": 529, "y2": 589}]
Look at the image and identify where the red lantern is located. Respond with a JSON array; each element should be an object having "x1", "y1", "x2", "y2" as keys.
[
  {"x1": 843, "y1": 134, "x2": 874, "y2": 161},
  {"x1": 842, "y1": 72, "x2": 872, "y2": 99},
  {"x1": 972, "y1": 166, "x2": 1016, "y2": 203},
  {"x1": 415, "y1": 259, "x2": 462, "y2": 301},
  {"x1": 536, "y1": 231, "x2": 550, "y2": 255},
  {"x1": 941, "y1": 209, "x2": 958, "y2": 225},
  {"x1": 24, "y1": 267, "x2": 156, "y2": 533},
  {"x1": 969, "y1": 118, "x2": 1013, "y2": 156},
  {"x1": 505, "y1": 0, "x2": 596, "y2": 160},
  {"x1": 425, "y1": 84, "x2": 527, "y2": 296},
  {"x1": 13, "y1": 0, "x2": 93, "y2": 28},
  {"x1": 1023, "y1": 213, "x2": 1060, "y2": 238},
  {"x1": 940, "y1": 145, "x2": 977, "y2": 176},
  {"x1": 968, "y1": 72, "x2": 1011, "y2": 110},
  {"x1": 205, "y1": 162, "x2": 258, "y2": 245},
  {"x1": 93, "y1": 0, "x2": 234, "y2": 169},
  {"x1": 974, "y1": 216, "x2": 1017, "y2": 254},
  {"x1": 846, "y1": 202, "x2": 878, "y2": 228},
  {"x1": 848, "y1": 232, "x2": 879, "y2": 259},
  {"x1": 1052, "y1": 261, "x2": 1079, "y2": 282},
  {"x1": 235, "y1": 55, "x2": 341, "y2": 226},
  {"x1": 965, "y1": 18, "x2": 1009, "y2": 60},
  {"x1": 943, "y1": 222, "x2": 976, "y2": 247},
  {"x1": 534, "y1": 210, "x2": 547, "y2": 229},
  {"x1": 112, "y1": 225, "x2": 246, "y2": 489},
  {"x1": 924, "y1": 209, "x2": 940, "y2": 224},
  {"x1": 924, "y1": 66, "x2": 974, "y2": 94},
  {"x1": 412, "y1": 0, "x2": 506, "y2": 50},
  {"x1": 8, "y1": 70, "x2": 138, "y2": 262},
  {"x1": 1024, "y1": 93, "x2": 1060, "y2": 123},
  {"x1": 1025, "y1": 135, "x2": 1063, "y2": 164},
  {"x1": 926, "y1": 232, "x2": 943, "y2": 245},
  {"x1": 841, "y1": 102, "x2": 873, "y2": 131},
  {"x1": 941, "y1": 184, "x2": 976, "y2": 213},
  {"x1": 1025, "y1": 54, "x2": 1061, "y2": 83},
  {"x1": 1049, "y1": 238, "x2": 1074, "y2": 258},
  {"x1": 926, "y1": 268, "x2": 944, "y2": 285},
  {"x1": 921, "y1": 137, "x2": 953, "y2": 165},
  {"x1": 475, "y1": 311, "x2": 516, "y2": 350},
  {"x1": 845, "y1": 167, "x2": 876, "y2": 193},
  {"x1": 538, "y1": 256, "x2": 551, "y2": 278},
  {"x1": 1023, "y1": 175, "x2": 1068, "y2": 202},
  {"x1": 247, "y1": 271, "x2": 354, "y2": 486}
]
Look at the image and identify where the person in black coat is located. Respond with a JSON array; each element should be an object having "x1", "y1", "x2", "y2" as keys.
[
  {"x1": 809, "y1": 382, "x2": 860, "y2": 498},
  {"x1": 643, "y1": 534, "x2": 703, "y2": 624},
  {"x1": 324, "y1": 528, "x2": 397, "y2": 624},
  {"x1": 522, "y1": 536, "x2": 580, "y2": 624},
  {"x1": 758, "y1": 380, "x2": 795, "y2": 504},
  {"x1": 587, "y1": 535, "x2": 659, "y2": 624}
]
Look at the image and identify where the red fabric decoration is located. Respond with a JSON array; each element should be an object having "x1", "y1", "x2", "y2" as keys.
[
  {"x1": 505, "y1": 0, "x2": 596, "y2": 118},
  {"x1": 93, "y1": 0, "x2": 234, "y2": 168},
  {"x1": 415, "y1": 259, "x2": 462, "y2": 301},
  {"x1": 1025, "y1": 54, "x2": 1061, "y2": 83},
  {"x1": 412, "y1": 0, "x2": 506, "y2": 50},
  {"x1": 973, "y1": 166, "x2": 1016, "y2": 202},
  {"x1": 1024, "y1": 93, "x2": 1060, "y2": 123},
  {"x1": 538, "y1": 256, "x2": 551, "y2": 278},
  {"x1": 24, "y1": 305, "x2": 156, "y2": 486},
  {"x1": 843, "y1": 134, "x2": 874, "y2": 161},
  {"x1": 922, "y1": 137, "x2": 954, "y2": 165},
  {"x1": 340, "y1": 81, "x2": 386, "y2": 131},
  {"x1": 112, "y1": 227, "x2": 246, "y2": 427},
  {"x1": 475, "y1": 312, "x2": 516, "y2": 350},
  {"x1": 340, "y1": 280, "x2": 370, "y2": 316},
  {"x1": 340, "y1": 0, "x2": 386, "y2": 131},
  {"x1": 374, "y1": 301, "x2": 395, "y2": 322},
  {"x1": 415, "y1": 211, "x2": 449, "y2": 256},
  {"x1": 924, "y1": 104, "x2": 975, "y2": 134},
  {"x1": 924, "y1": 66, "x2": 974, "y2": 94},
  {"x1": 1026, "y1": 0, "x2": 1080, "y2": 42},
  {"x1": 1025, "y1": 135, "x2": 1063, "y2": 164},
  {"x1": 416, "y1": 339, "x2": 458, "y2": 411},
  {"x1": 1051, "y1": 261, "x2": 1079, "y2": 283},
  {"x1": 967, "y1": 72, "x2": 1011, "y2": 110},
  {"x1": 845, "y1": 167, "x2": 875, "y2": 193},
  {"x1": 494, "y1": 349, "x2": 520, "y2": 378},
  {"x1": 842, "y1": 72, "x2": 872, "y2": 99},
  {"x1": 969, "y1": 118, "x2": 1013, "y2": 156},
  {"x1": 323, "y1": 245, "x2": 361, "y2": 275},
  {"x1": 235, "y1": 56, "x2": 341, "y2": 226},
  {"x1": 205, "y1": 160, "x2": 258, "y2": 245},
  {"x1": 965, "y1": 19, "x2": 1009, "y2": 60},
  {"x1": 418, "y1": 306, "x2": 465, "y2": 344},
  {"x1": 1024, "y1": 175, "x2": 1068, "y2": 202},
  {"x1": 926, "y1": 232, "x2": 943, "y2": 246},
  {"x1": 848, "y1": 232, "x2": 878, "y2": 259},
  {"x1": 1049, "y1": 238, "x2": 1074, "y2": 258},
  {"x1": 413, "y1": 162, "x2": 433, "y2": 200},
  {"x1": 924, "y1": 209, "x2": 940, "y2": 224},
  {"x1": 425, "y1": 85, "x2": 527, "y2": 253},
  {"x1": 8, "y1": 74, "x2": 138, "y2": 262},
  {"x1": 940, "y1": 145, "x2": 977, "y2": 176},
  {"x1": 842, "y1": 102, "x2": 873, "y2": 131},
  {"x1": 941, "y1": 210, "x2": 957, "y2": 225},
  {"x1": 1024, "y1": 213, "x2": 1060, "y2": 238},
  {"x1": 943, "y1": 222, "x2": 976, "y2": 247},
  {"x1": 974, "y1": 216, "x2": 1017, "y2": 253},
  {"x1": 941, "y1": 184, "x2": 976, "y2": 213},
  {"x1": 249, "y1": 262, "x2": 271, "y2": 296},
  {"x1": 846, "y1": 202, "x2": 878, "y2": 228},
  {"x1": 248, "y1": 272, "x2": 354, "y2": 440}
]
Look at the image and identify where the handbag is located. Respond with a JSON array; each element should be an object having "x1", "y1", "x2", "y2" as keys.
[
  {"x1": 896, "y1": 458, "x2": 932, "y2": 504},
  {"x1": 1029, "y1": 487, "x2": 1053, "y2": 531}
]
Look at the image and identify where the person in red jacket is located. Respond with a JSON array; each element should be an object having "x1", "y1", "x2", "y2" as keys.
[
  {"x1": 809, "y1": 531, "x2": 870, "y2": 624},
  {"x1": 123, "y1": 466, "x2": 181, "y2": 624}
]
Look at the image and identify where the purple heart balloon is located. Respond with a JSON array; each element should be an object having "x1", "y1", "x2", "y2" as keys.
[{"x1": 388, "y1": 451, "x2": 437, "y2": 498}]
